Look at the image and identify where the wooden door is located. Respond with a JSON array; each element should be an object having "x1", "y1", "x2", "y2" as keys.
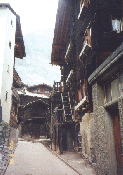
[{"x1": 113, "y1": 111, "x2": 122, "y2": 175}]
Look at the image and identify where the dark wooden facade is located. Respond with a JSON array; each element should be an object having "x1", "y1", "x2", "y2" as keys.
[
  {"x1": 21, "y1": 100, "x2": 50, "y2": 139},
  {"x1": 51, "y1": 0, "x2": 123, "y2": 173}
]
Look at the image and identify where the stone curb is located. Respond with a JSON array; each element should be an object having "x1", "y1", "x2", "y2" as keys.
[
  {"x1": 44, "y1": 144, "x2": 82, "y2": 175},
  {"x1": 52, "y1": 152, "x2": 82, "y2": 175}
]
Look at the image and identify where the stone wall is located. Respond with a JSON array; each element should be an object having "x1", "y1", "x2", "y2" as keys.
[
  {"x1": 80, "y1": 113, "x2": 95, "y2": 163},
  {"x1": 92, "y1": 82, "x2": 118, "y2": 175},
  {"x1": 118, "y1": 98, "x2": 123, "y2": 156}
]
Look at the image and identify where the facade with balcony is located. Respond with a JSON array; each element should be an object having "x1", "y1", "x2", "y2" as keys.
[{"x1": 51, "y1": 0, "x2": 123, "y2": 173}]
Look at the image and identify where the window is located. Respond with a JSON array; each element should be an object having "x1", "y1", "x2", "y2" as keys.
[
  {"x1": 9, "y1": 41, "x2": 11, "y2": 49},
  {"x1": 11, "y1": 20, "x2": 13, "y2": 27},
  {"x1": 112, "y1": 18, "x2": 122, "y2": 32},
  {"x1": 6, "y1": 91, "x2": 8, "y2": 100},
  {"x1": 104, "y1": 74, "x2": 121, "y2": 103}
]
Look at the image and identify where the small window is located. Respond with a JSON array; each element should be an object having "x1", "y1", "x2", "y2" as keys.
[
  {"x1": 112, "y1": 18, "x2": 121, "y2": 32},
  {"x1": 104, "y1": 81, "x2": 111, "y2": 103},
  {"x1": 9, "y1": 41, "x2": 11, "y2": 49},
  {"x1": 11, "y1": 20, "x2": 13, "y2": 27},
  {"x1": 6, "y1": 91, "x2": 8, "y2": 100}
]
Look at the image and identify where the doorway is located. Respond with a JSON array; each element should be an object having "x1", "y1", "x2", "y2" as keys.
[{"x1": 113, "y1": 109, "x2": 122, "y2": 175}]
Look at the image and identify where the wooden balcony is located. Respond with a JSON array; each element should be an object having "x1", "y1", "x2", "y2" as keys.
[
  {"x1": 75, "y1": 96, "x2": 88, "y2": 111},
  {"x1": 66, "y1": 70, "x2": 73, "y2": 83},
  {"x1": 65, "y1": 42, "x2": 73, "y2": 62},
  {"x1": 79, "y1": 41, "x2": 92, "y2": 62},
  {"x1": 78, "y1": 1, "x2": 88, "y2": 21}
]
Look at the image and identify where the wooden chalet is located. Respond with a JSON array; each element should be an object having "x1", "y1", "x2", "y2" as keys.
[
  {"x1": 17, "y1": 87, "x2": 50, "y2": 138},
  {"x1": 21, "y1": 99, "x2": 50, "y2": 139},
  {"x1": 51, "y1": 0, "x2": 123, "y2": 174}
]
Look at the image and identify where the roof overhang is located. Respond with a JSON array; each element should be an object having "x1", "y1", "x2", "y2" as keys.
[
  {"x1": 0, "y1": 3, "x2": 26, "y2": 59},
  {"x1": 51, "y1": 0, "x2": 72, "y2": 66},
  {"x1": 15, "y1": 15, "x2": 26, "y2": 58}
]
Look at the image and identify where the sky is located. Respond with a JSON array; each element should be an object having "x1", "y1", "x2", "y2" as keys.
[{"x1": 4, "y1": 0, "x2": 61, "y2": 87}]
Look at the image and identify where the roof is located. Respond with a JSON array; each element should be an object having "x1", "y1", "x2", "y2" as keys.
[
  {"x1": 88, "y1": 42, "x2": 123, "y2": 84},
  {"x1": 51, "y1": 0, "x2": 72, "y2": 65},
  {"x1": 15, "y1": 15, "x2": 26, "y2": 58},
  {"x1": 0, "y1": 3, "x2": 26, "y2": 59},
  {"x1": 27, "y1": 83, "x2": 53, "y2": 90},
  {"x1": 18, "y1": 88, "x2": 49, "y2": 99},
  {"x1": 0, "y1": 3, "x2": 17, "y2": 15}
]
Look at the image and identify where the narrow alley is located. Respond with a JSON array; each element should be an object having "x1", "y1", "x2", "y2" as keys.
[{"x1": 0, "y1": 1, "x2": 123, "y2": 175}]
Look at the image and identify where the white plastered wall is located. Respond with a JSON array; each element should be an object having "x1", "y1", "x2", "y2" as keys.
[{"x1": 0, "y1": 6, "x2": 16, "y2": 123}]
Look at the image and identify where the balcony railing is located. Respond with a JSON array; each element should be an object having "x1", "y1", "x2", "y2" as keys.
[
  {"x1": 75, "y1": 96, "x2": 87, "y2": 111},
  {"x1": 65, "y1": 42, "x2": 73, "y2": 61},
  {"x1": 78, "y1": 1, "x2": 88, "y2": 21},
  {"x1": 79, "y1": 41, "x2": 91, "y2": 61},
  {"x1": 52, "y1": 81, "x2": 62, "y2": 95},
  {"x1": 66, "y1": 70, "x2": 73, "y2": 83}
]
